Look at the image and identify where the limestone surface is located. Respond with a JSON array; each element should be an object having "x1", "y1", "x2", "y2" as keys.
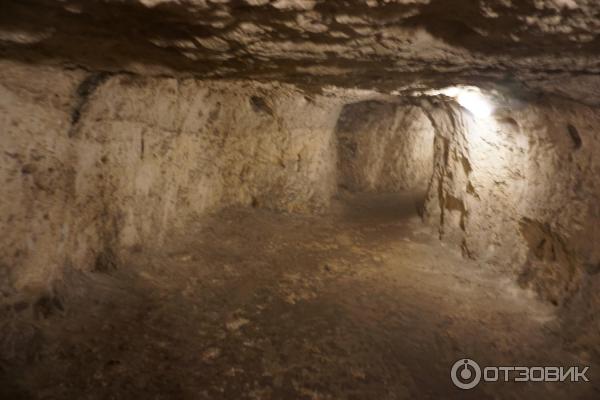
[
  {"x1": 423, "y1": 97, "x2": 600, "y2": 303},
  {"x1": 336, "y1": 101, "x2": 434, "y2": 193},
  {"x1": 2, "y1": 1, "x2": 600, "y2": 103},
  {"x1": 0, "y1": 60, "x2": 343, "y2": 297}
]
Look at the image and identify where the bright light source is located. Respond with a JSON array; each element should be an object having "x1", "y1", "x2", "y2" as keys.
[
  {"x1": 424, "y1": 86, "x2": 494, "y2": 119},
  {"x1": 455, "y1": 90, "x2": 492, "y2": 118}
]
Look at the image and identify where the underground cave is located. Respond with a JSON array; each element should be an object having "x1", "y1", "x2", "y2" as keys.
[{"x1": 1, "y1": 1, "x2": 600, "y2": 399}]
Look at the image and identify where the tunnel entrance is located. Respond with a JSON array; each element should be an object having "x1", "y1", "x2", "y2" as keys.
[
  {"x1": 336, "y1": 101, "x2": 435, "y2": 195},
  {"x1": 334, "y1": 100, "x2": 435, "y2": 222}
]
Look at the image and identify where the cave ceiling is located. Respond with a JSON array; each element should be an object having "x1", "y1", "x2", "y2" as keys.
[{"x1": 2, "y1": 0, "x2": 600, "y2": 103}]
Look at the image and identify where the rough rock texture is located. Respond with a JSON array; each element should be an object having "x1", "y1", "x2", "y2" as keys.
[
  {"x1": 0, "y1": 60, "x2": 342, "y2": 299},
  {"x1": 336, "y1": 101, "x2": 434, "y2": 193},
  {"x1": 3, "y1": 1, "x2": 600, "y2": 104},
  {"x1": 0, "y1": 63, "x2": 87, "y2": 300},
  {"x1": 6, "y1": 195, "x2": 597, "y2": 399},
  {"x1": 422, "y1": 96, "x2": 600, "y2": 350},
  {"x1": 3, "y1": 1, "x2": 600, "y2": 393}
]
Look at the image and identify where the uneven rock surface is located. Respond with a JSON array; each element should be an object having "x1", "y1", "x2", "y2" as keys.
[
  {"x1": 336, "y1": 101, "x2": 434, "y2": 193},
  {"x1": 421, "y1": 96, "x2": 600, "y2": 356},
  {"x1": 3, "y1": 1, "x2": 600, "y2": 395},
  {"x1": 3, "y1": 58, "x2": 600, "y2": 369},
  {"x1": 3, "y1": 1, "x2": 600, "y2": 103},
  {"x1": 0, "y1": 60, "x2": 342, "y2": 299},
  {"x1": 3, "y1": 194, "x2": 598, "y2": 399},
  {"x1": 423, "y1": 97, "x2": 600, "y2": 297}
]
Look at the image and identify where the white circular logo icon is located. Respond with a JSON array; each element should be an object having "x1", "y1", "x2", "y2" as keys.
[{"x1": 451, "y1": 358, "x2": 482, "y2": 390}]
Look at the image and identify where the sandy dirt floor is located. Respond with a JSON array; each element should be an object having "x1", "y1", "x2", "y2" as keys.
[{"x1": 3, "y1": 193, "x2": 598, "y2": 399}]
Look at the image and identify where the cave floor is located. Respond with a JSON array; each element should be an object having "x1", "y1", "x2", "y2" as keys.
[{"x1": 8, "y1": 193, "x2": 598, "y2": 399}]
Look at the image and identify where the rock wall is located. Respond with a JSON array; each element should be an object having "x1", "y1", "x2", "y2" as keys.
[
  {"x1": 1, "y1": 63, "x2": 87, "y2": 300},
  {"x1": 423, "y1": 97, "x2": 600, "y2": 312},
  {"x1": 0, "y1": 61, "x2": 342, "y2": 299},
  {"x1": 335, "y1": 101, "x2": 434, "y2": 193}
]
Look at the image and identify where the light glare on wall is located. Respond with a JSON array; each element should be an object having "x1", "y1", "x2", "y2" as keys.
[
  {"x1": 455, "y1": 90, "x2": 492, "y2": 118},
  {"x1": 427, "y1": 86, "x2": 493, "y2": 118}
]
